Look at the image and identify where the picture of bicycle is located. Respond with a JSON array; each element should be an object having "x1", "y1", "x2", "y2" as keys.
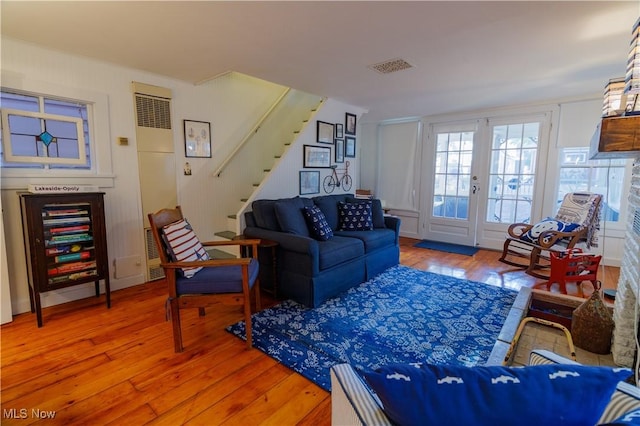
[{"x1": 323, "y1": 160, "x2": 353, "y2": 193}]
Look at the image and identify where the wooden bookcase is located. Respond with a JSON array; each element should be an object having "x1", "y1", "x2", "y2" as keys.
[{"x1": 19, "y1": 192, "x2": 111, "y2": 326}]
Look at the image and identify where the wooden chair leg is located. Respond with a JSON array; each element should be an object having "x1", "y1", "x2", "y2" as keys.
[
  {"x1": 244, "y1": 293, "x2": 253, "y2": 349},
  {"x1": 169, "y1": 297, "x2": 184, "y2": 353}
]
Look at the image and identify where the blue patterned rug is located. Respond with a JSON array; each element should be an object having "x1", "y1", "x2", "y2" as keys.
[{"x1": 226, "y1": 265, "x2": 516, "y2": 391}]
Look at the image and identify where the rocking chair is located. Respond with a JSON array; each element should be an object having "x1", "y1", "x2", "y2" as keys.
[{"x1": 499, "y1": 192, "x2": 602, "y2": 279}]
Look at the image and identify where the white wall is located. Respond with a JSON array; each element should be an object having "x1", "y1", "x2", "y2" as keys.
[{"x1": 1, "y1": 38, "x2": 363, "y2": 317}]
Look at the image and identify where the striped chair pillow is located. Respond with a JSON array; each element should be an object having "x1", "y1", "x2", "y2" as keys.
[{"x1": 162, "y1": 218, "x2": 209, "y2": 278}]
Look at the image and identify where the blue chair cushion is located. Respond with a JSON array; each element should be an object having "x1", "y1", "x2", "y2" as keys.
[
  {"x1": 338, "y1": 201, "x2": 373, "y2": 231},
  {"x1": 520, "y1": 217, "x2": 581, "y2": 244},
  {"x1": 175, "y1": 258, "x2": 259, "y2": 295},
  {"x1": 363, "y1": 362, "x2": 631, "y2": 426},
  {"x1": 302, "y1": 205, "x2": 334, "y2": 241},
  {"x1": 274, "y1": 197, "x2": 314, "y2": 237}
]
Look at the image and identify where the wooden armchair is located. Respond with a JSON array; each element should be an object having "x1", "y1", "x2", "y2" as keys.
[
  {"x1": 148, "y1": 206, "x2": 261, "y2": 352},
  {"x1": 499, "y1": 192, "x2": 602, "y2": 279}
]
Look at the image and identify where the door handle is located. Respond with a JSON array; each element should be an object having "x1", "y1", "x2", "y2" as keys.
[{"x1": 472, "y1": 185, "x2": 479, "y2": 194}]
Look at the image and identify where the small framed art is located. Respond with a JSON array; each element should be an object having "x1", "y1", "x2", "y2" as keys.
[
  {"x1": 335, "y1": 139, "x2": 344, "y2": 163},
  {"x1": 299, "y1": 170, "x2": 320, "y2": 195},
  {"x1": 317, "y1": 121, "x2": 334, "y2": 144},
  {"x1": 345, "y1": 136, "x2": 356, "y2": 157},
  {"x1": 184, "y1": 120, "x2": 212, "y2": 158},
  {"x1": 335, "y1": 123, "x2": 344, "y2": 139},
  {"x1": 345, "y1": 113, "x2": 357, "y2": 136},
  {"x1": 303, "y1": 145, "x2": 331, "y2": 168}
]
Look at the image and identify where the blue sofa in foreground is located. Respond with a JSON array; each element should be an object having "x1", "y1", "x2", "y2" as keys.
[{"x1": 243, "y1": 194, "x2": 400, "y2": 307}]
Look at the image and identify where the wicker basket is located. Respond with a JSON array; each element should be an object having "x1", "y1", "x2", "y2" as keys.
[{"x1": 571, "y1": 281, "x2": 614, "y2": 354}]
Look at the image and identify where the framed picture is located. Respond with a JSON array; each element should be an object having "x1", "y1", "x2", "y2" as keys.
[
  {"x1": 335, "y1": 123, "x2": 344, "y2": 139},
  {"x1": 345, "y1": 136, "x2": 356, "y2": 157},
  {"x1": 299, "y1": 170, "x2": 320, "y2": 195},
  {"x1": 303, "y1": 144, "x2": 332, "y2": 168},
  {"x1": 317, "y1": 121, "x2": 334, "y2": 144},
  {"x1": 335, "y1": 139, "x2": 344, "y2": 163},
  {"x1": 345, "y1": 113, "x2": 357, "y2": 136},
  {"x1": 184, "y1": 120, "x2": 212, "y2": 158}
]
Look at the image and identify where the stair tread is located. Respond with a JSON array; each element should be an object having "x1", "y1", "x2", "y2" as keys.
[{"x1": 215, "y1": 230, "x2": 237, "y2": 240}]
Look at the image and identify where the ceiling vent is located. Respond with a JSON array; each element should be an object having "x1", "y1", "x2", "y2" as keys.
[{"x1": 369, "y1": 58, "x2": 414, "y2": 74}]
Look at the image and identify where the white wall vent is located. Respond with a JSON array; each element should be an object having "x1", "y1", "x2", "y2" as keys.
[
  {"x1": 145, "y1": 227, "x2": 164, "y2": 281},
  {"x1": 135, "y1": 95, "x2": 172, "y2": 129},
  {"x1": 369, "y1": 58, "x2": 414, "y2": 74}
]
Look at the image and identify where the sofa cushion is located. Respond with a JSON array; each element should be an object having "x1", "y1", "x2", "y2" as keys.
[
  {"x1": 335, "y1": 228, "x2": 396, "y2": 252},
  {"x1": 302, "y1": 205, "x2": 334, "y2": 241},
  {"x1": 251, "y1": 199, "x2": 281, "y2": 231},
  {"x1": 317, "y1": 235, "x2": 364, "y2": 270},
  {"x1": 313, "y1": 194, "x2": 352, "y2": 230},
  {"x1": 347, "y1": 197, "x2": 386, "y2": 228},
  {"x1": 274, "y1": 197, "x2": 314, "y2": 237},
  {"x1": 162, "y1": 218, "x2": 210, "y2": 278},
  {"x1": 363, "y1": 362, "x2": 631, "y2": 426},
  {"x1": 338, "y1": 201, "x2": 374, "y2": 231}
]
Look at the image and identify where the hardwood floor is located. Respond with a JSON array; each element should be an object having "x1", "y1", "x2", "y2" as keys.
[{"x1": 1, "y1": 238, "x2": 619, "y2": 425}]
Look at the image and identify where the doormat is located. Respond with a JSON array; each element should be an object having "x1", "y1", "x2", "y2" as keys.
[
  {"x1": 414, "y1": 240, "x2": 479, "y2": 256},
  {"x1": 226, "y1": 265, "x2": 516, "y2": 391}
]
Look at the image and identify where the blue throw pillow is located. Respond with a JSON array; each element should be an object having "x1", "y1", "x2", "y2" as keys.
[
  {"x1": 302, "y1": 205, "x2": 333, "y2": 241},
  {"x1": 521, "y1": 217, "x2": 581, "y2": 244},
  {"x1": 363, "y1": 363, "x2": 631, "y2": 426},
  {"x1": 338, "y1": 201, "x2": 373, "y2": 231},
  {"x1": 347, "y1": 197, "x2": 386, "y2": 228}
]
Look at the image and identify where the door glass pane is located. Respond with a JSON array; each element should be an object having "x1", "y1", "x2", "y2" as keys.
[
  {"x1": 487, "y1": 121, "x2": 539, "y2": 223},
  {"x1": 432, "y1": 130, "x2": 474, "y2": 219}
]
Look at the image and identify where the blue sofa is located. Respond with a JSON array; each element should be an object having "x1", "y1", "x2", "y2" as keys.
[{"x1": 243, "y1": 194, "x2": 400, "y2": 307}]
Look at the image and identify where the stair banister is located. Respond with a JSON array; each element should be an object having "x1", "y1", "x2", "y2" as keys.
[{"x1": 213, "y1": 88, "x2": 291, "y2": 177}]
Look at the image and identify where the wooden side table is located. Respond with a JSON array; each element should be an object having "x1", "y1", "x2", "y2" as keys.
[{"x1": 233, "y1": 236, "x2": 279, "y2": 298}]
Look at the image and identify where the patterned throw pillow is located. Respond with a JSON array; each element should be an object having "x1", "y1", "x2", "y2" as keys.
[
  {"x1": 162, "y1": 218, "x2": 210, "y2": 278},
  {"x1": 520, "y1": 217, "x2": 581, "y2": 244},
  {"x1": 363, "y1": 363, "x2": 631, "y2": 426},
  {"x1": 338, "y1": 201, "x2": 373, "y2": 231},
  {"x1": 302, "y1": 205, "x2": 333, "y2": 241}
]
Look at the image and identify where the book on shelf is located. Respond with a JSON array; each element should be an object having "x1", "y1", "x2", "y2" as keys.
[
  {"x1": 45, "y1": 235, "x2": 93, "y2": 247},
  {"x1": 48, "y1": 260, "x2": 97, "y2": 276},
  {"x1": 48, "y1": 269, "x2": 98, "y2": 284},
  {"x1": 54, "y1": 251, "x2": 91, "y2": 263},
  {"x1": 48, "y1": 225, "x2": 90, "y2": 234},
  {"x1": 43, "y1": 217, "x2": 91, "y2": 225},
  {"x1": 45, "y1": 244, "x2": 89, "y2": 256},
  {"x1": 43, "y1": 209, "x2": 89, "y2": 217}
]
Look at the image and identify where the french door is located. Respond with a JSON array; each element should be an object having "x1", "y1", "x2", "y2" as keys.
[{"x1": 422, "y1": 114, "x2": 550, "y2": 249}]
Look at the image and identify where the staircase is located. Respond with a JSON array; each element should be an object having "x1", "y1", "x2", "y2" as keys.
[{"x1": 212, "y1": 89, "x2": 325, "y2": 248}]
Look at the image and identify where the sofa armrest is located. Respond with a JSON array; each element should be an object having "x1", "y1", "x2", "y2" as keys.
[
  {"x1": 243, "y1": 226, "x2": 319, "y2": 256},
  {"x1": 383, "y1": 216, "x2": 401, "y2": 243},
  {"x1": 330, "y1": 364, "x2": 392, "y2": 426}
]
